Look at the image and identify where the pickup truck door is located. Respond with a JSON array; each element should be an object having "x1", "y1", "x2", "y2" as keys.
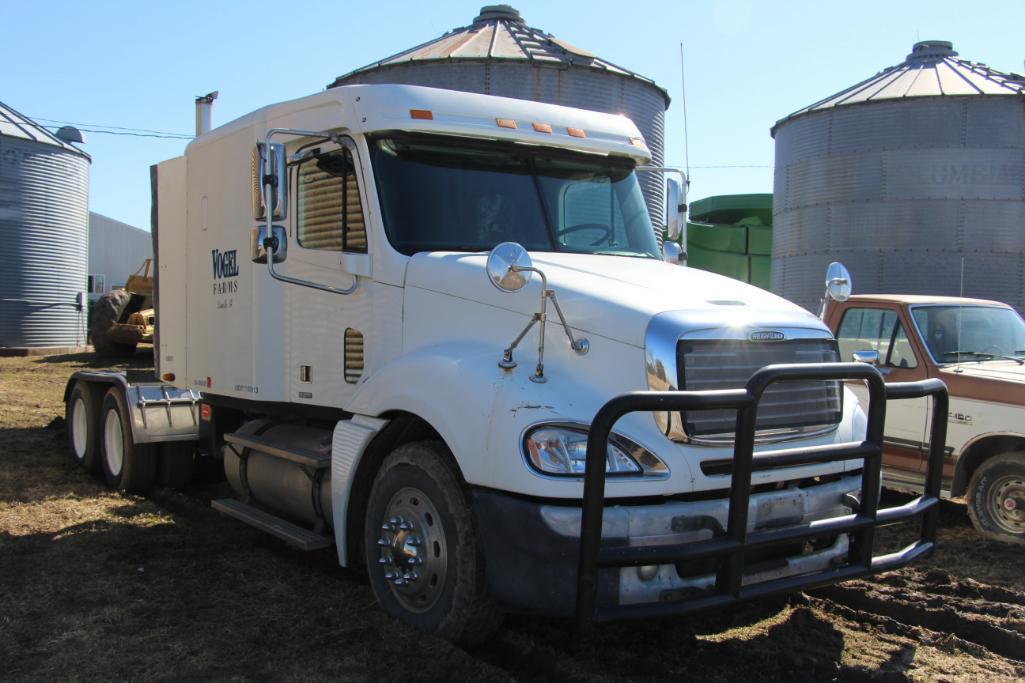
[{"x1": 835, "y1": 305, "x2": 929, "y2": 473}]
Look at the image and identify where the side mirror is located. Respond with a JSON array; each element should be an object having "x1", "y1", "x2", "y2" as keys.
[
  {"x1": 251, "y1": 142, "x2": 287, "y2": 221},
  {"x1": 825, "y1": 262, "x2": 852, "y2": 302},
  {"x1": 252, "y1": 225, "x2": 287, "y2": 264},
  {"x1": 486, "y1": 242, "x2": 533, "y2": 292},
  {"x1": 662, "y1": 241, "x2": 682, "y2": 264},
  {"x1": 665, "y1": 177, "x2": 685, "y2": 242},
  {"x1": 852, "y1": 349, "x2": 880, "y2": 366}
]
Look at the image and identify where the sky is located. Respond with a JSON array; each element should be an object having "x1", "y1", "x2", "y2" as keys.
[{"x1": 2, "y1": 0, "x2": 1021, "y2": 230}]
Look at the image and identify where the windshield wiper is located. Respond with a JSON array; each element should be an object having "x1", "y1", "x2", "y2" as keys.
[{"x1": 942, "y1": 350, "x2": 1024, "y2": 365}]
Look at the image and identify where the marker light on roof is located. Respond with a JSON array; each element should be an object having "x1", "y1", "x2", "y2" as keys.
[
  {"x1": 629, "y1": 137, "x2": 647, "y2": 148},
  {"x1": 532, "y1": 122, "x2": 553, "y2": 134},
  {"x1": 566, "y1": 127, "x2": 586, "y2": 138},
  {"x1": 496, "y1": 118, "x2": 518, "y2": 129},
  {"x1": 409, "y1": 109, "x2": 433, "y2": 120}
]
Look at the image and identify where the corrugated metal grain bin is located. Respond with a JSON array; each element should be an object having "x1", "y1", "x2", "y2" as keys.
[
  {"x1": 771, "y1": 41, "x2": 1025, "y2": 312},
  {"x1": 0, "y1": 101, "x2": 90, "y2": 348},
  {"x1": 328, "y1": 4, "x2": 670, "y2": 238}
]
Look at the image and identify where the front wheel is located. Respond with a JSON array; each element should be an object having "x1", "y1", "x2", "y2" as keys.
[
  {"x1": 966, "y1": 452, "x2": 1025, "y2": 545},
  {"x1": 364, "y1": 441, "x2": 502, "y2": 646}
]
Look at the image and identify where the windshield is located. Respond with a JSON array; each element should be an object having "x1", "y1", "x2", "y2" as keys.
[
  {"x1": 368, "y1": 134, "x2": 659, "y2": 258},
  {"x1": 911, "y1": 305, "x2": 1025, "y2": 363}
]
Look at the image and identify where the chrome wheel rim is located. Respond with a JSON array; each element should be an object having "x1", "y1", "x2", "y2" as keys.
[
  {"x1": 103, "y1": 408, "x2": 124, "y2": 477},
  {"x1": 989, "y1": 474, "x2": 1025, "y2": 535},
  {"x1": 71, "y1": 397, "x2": 88, "y2": 461},
  {"x1": 376, "y1": 486, "x2": 447, "y2": 613}
]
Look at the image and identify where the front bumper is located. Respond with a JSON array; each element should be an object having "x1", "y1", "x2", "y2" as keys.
[{"x1": 473, "y1": 474, "x2": 860, "y2": 617}]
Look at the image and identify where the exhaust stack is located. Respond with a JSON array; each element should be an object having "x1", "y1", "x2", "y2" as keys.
[{"x1": 195, "y1": 91, "x2": 219, "y2": 136}]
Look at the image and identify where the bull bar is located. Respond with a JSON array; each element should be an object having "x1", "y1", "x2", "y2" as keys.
[{"x1": 575, "y1": 362, "x2": 948, "y2": 626}]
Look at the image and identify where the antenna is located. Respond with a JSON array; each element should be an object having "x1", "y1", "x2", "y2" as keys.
[
  {"x1": 679, "y1": 42, "x2": 691, "y2": 188},
  {"x1": 956, "y1": 255, "x2": 965, "y2": 368}
]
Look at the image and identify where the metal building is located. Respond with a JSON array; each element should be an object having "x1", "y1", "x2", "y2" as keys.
[
  {"x1": 329, "y1": 4, "x2": 670, "y2": 234},
  {"x1": 88, "y1": 212, "x2": 152, "y2": 294},
  {"x1": 771, "y1": 41, "x2": 1025, "y2": 313},
  {"x1": 0, "y1": 101, "x2": 90, "y2": 349}
]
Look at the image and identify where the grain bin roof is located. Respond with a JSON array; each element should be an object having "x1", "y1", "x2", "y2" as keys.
[
  {"x1": 0, "y1": 100, "x2": 88, "y2": 158},
  {"x1": 328, "y1": 4, "x2": 670, "y2": 105},
  {"x1": 772, "y1": 40, "x2": 1025, "y2": 135}
]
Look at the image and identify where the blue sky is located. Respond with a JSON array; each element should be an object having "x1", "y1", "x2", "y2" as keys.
[{"x1": 3, "y1": 0, "x2": 1021, "y2": 230}]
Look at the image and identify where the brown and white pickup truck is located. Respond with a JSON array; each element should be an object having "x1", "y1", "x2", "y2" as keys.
[{"x1": 824, "y1": 294, "x2": 1025, "y2": 544}]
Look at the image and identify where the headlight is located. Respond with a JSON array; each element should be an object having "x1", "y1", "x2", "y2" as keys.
[{"x1": 523, "y1": 424, "x2": 668, "y2": 477}]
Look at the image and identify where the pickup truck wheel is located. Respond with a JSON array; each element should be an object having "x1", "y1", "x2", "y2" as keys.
[
  {"x1": 365, "y1": 441, "x2": 502, "y2": 646},
  {"x1": 66, "y1": 382, "x2": 101, "y2": 472},
  {"x1": 966, "y1": 453, "x2": 1025, "y2": 545},
  {"x1": 100, "y1": 388, "x2": 157, "y2": 493}
]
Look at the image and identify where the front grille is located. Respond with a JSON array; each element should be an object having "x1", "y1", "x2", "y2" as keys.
[{"x1": 677, "y1": 338, "x2": 842, "y2": 441}]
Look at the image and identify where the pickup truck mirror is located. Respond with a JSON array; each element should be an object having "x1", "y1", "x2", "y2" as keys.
[
  {"x1": 251, "y1": 142, "x2": 287, "y2": 221},
  {"x1": 825, "y1": 262, "x2": 852, "y2": 302},
  {"x1": 486, "y1": 242, "x2": 533, "y2": 293},
  {"x1": 852, "y1": 349, "x2": 880, "y2": 366}
]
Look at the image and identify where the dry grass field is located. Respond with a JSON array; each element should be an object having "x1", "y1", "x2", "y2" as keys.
[{"x1": 2, "y1": 351, "x2": 1024, "y2": 681}]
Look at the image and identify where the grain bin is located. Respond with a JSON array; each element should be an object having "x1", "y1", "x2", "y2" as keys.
[
  {"x1": 0, "y1": 101, "x2": 90, "y2": 349},
  {"x1": 329, "y1": 4, "x2": 670, "y2": 236},
  {"x1": 771, "y1": 41, "x2": 1025, "y2": 313}
]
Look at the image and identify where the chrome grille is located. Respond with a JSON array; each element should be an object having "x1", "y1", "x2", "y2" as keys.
[{"x1": 677, "y1": 338, "x2": 842, "y2": 441}]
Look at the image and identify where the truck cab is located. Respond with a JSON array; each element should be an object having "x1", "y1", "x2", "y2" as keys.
[
  {"x1": 65, "y1": 85, "x2": 947, "y2": 644},
  {"x1": 825, "y1": 294, "x2": 1025, "y2": 544}
]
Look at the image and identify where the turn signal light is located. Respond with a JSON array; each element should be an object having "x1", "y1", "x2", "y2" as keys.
[
  {"x1": 567, "y1": 127, "x2": 586, "y2": 138},
  {"x1": 409, "y1": 109, "x2": 434, "y2": 120},
  {"x1": 496, "y1": 118, "x2": 518, "y2": 129},
  {"x1": 200, "y1": 404, "x2": 212, "y2": 421}
]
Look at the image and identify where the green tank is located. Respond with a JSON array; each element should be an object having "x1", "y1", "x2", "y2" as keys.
[{"x1": 686, "y1": 194, "x2": 772, "y2": 290}]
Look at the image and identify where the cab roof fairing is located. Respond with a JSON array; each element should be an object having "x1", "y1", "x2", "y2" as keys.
[{"x1": 182, "y1": 84, "x2": 651, "y2": 163}]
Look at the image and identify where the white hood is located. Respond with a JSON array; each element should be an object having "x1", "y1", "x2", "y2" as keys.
[{"x1": 405, "y1": 251, "x2": 826, "y2": 346}]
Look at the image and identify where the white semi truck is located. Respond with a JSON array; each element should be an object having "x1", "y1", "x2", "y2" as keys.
[{"x1": 63, "y1": 84, "x2": 948, "y2": 644}]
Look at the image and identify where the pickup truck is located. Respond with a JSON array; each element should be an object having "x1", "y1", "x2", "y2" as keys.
[{"x1": 825, "y1": 293, "x2": 1025, "y2": 544}]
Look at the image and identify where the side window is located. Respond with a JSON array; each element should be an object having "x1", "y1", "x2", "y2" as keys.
[
  {"x1": 837, "y1": 307, "x2": 917, "y2": 369},
  {"x1": 296, "y1": 148, "x2": 367, "y2": 252}
]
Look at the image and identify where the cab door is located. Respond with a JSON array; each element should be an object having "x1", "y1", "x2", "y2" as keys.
[
  {"x1": 835, "y1": 305, "x2": 928, "y2": 472},
  {"x1": 282, "y1": 138, "x2": 372, "y2": 408}
]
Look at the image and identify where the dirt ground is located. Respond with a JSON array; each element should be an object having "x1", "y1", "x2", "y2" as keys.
[{"x1": 1, "y1": 352, "x2": 1023, "y2": 681}]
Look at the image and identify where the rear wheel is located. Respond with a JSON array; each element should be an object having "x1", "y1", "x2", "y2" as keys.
[
  {"x1": 65, "y1": 382, "x2": 101, "y2": 472},
  {"x1": 364, "y1": 441, "x2": 502, "y2": 646},
  {"x1": 966, "y1": 453, "x2": 1025, "y2": 545},
  {"x1": 100, "y1": 388, "x2": 157, "y2": 493}
]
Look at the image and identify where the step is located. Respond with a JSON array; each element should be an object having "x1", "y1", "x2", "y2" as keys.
[
  {"x1": 224, "y1": 432, "x2": 331, "y2": 469},
  {"x1": 211, "y1": 498, "x2": 333, "y2": 551}
]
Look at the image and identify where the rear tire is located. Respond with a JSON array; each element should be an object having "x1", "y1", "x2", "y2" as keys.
[
  {"x1": 364, "y1": 441, "x2": 502, "y2": 646},
  {"x1": 91, "y1": 289, "x2": 137, "y2": 357},
  {"x1": 156, "y1": 442, "x2": 195, "y2": 488},
  {"x1": 65, "y1": 382, "x2": 101, "y2": 472},
  {"x1": 100, "y1": 388, "x2": 157, "y2": 493},
  {"x1": 966, "y1": 452, "x2": 1025, "y2": 545}
]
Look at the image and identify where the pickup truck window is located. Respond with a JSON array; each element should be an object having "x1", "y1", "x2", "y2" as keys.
[
  {"x1": 296, "y1": 148, "x2": 368, "y2": 253},
  {"x1": 368, "y1": 133, "x2": 659, "y2": 258},
  {"x1": 911, "y1": 305, "x2": 1025, "y2": 363},
  {"x1": 837, "y1": 307, "x2": 918, "y2": 369}
]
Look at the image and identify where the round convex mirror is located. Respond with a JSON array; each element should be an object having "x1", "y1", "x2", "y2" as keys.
[
  {"x1": 825, "y1": 262, "x2": 852, "y2": 302},
  {"x1": 486, "y1": 242, "x2": 533, "y2": 292}
]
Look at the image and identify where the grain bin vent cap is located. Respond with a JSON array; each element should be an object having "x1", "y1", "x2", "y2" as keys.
[
  {"x1": 771, "y1": 40, "x2": 1025, "y2": 136},
  {"x1": 328, "y1": 4, "x2": 669, "y2": 106},
  {"x1": 0, "y1": 100, "x2": 90, "y2": 158}
]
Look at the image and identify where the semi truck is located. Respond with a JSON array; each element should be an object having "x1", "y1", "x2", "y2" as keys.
[{"x1": 63, "y1": 84, "x2": 948, "y2": 645}]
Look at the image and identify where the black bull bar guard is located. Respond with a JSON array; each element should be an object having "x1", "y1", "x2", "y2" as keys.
[{"x1": 576, "y1": 362, "x2": 948, "y2": 626}]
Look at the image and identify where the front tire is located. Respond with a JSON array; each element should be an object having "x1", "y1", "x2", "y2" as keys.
[
  {"x1": 966, "y1": 453, "x2": 1025, "y2": 545},
  {"x1": 100, "y1": 388, "x2": 157, "y2": 493},
  {"x1": 66, "y1": 382, "x2": 101, "y2": 472},
  {"x1": 364, "y1": 441, "x2": 502, "y2": 646}
]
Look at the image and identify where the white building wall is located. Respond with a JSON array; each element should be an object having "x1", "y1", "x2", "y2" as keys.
[{"x1": 88, "y1": 212, "x2": 152, "y2": 292}]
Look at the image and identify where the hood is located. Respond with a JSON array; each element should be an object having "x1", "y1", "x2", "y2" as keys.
[
  {"x1": 941, "y1": 361, "x2": 1025, "y2": 385},
  {"x1": 405, "y1": 251, "x2": 825, "y2": 346}
]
